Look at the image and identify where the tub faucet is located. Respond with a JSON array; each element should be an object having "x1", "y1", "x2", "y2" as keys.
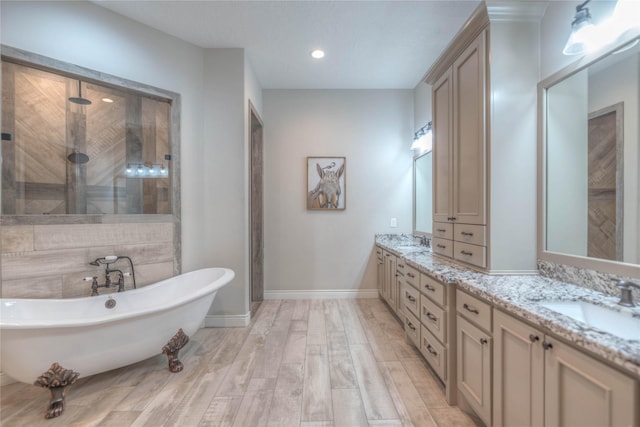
[{"x1": 616, "y1": 280, "x2": 640, "y2": 307}]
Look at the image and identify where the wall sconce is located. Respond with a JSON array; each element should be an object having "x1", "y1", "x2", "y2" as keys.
[
  {"x1": 125, "y1": 163, "x2": 169, "y2": 178},
  {"x1": 411, "y1": 121, "x2": 433, "y2": 152},
  {"x1": 563, "y1": 0, "x2": 640, "y2": 56}
]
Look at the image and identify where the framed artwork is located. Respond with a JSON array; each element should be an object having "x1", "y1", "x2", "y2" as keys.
[{"x1": 307, "y1": 156, "x2": 346, "y2": 210}]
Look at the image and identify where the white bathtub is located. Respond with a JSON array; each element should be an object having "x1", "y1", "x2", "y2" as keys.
[{"x1": 0, "y1": 267, "x2": 234, "y2": 384}]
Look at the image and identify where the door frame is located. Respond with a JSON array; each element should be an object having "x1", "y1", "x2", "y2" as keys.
[{"x1": 249, "y1": 101, "x2": 264, "y2": 305}]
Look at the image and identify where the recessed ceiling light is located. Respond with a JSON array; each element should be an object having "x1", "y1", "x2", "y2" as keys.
[
  {"x1": 310, "y1": 49, "x2": 325, "y2": 59},
  {"x1": 102, "y1": 97, "x2": 114, "y2": 103}
]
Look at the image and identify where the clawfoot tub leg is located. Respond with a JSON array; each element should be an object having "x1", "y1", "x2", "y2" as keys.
[
  {"x1": 162, "y1": 328, "x2": 190, "y2": 372},
  {"x1": 34, "y1": 363, "x2": 79, "y2": 419}
]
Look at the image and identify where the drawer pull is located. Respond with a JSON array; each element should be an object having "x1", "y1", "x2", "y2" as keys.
[
  {"x1": 436, "y1": 244, "x2": 446, "y2": 249},
  {"x1": 447, "y1": 217, "x2": 457, "y2": 221},
  {"x1": 424, "y1": 284, "x2": 435, "y2": 292},
  {"x1": 542, "y1": 341, "x2": 553, "y2": 350},
  {"x1": 437, "y1": 228, "x2": 446, "y2": 232},
  {"x1": 460, "y1": 250, "x2": 473, "y2": 256},
  {"x1": 407, "y1": 272, "x2": 415, "y2": 278},
  {"x1": 426, "y1": 344, "x2": 439, "y2": 356},
  {"x1": 426, "y1": 312, "x2": 438, "y2": 322},
  {"x1": 480, "y1": 338, "x2": 488, "y2": 345},
  {"x1": 463, "y1": 303, "x2": 479, "y2": 315},
  {"x1": 398, "y1": 264, "x2": 404, "y2": 269},
  {"x1": 407, "y1": 294, "x2": 416, "y2": 302},
  {"x1": 407, "y1": 321, "x2": 416, "y2": 331},
  {"x1": 461, "y1": 231, "x2": 474, "y2": 236},
  {"x1": 529, "y1": 334, "x2": 540, "y2": 343}
]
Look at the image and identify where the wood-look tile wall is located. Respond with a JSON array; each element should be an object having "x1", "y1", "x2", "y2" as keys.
[{"x1": 1, "y1": 222, "x2": 174, "y2": 298}]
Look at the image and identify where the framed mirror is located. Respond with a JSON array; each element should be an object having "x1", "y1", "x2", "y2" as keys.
[
  {"x1": 539, "y1": 34, "x2": 640, "y2": 278},
  {"x1": 413, "y1": 151, "x2": 432, "y2": 235},
  {"x1": 1, "y1": 46, "x2": 181, "y2": 225}
]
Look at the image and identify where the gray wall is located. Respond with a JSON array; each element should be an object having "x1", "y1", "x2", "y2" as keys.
[{"x1": 262, "y1": 90, "x2": 413, "y2": 294}]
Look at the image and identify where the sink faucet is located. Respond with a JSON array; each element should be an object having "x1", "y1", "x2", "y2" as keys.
[{"x1": 615, "y1": 280, "x2": 640, "y2": 307}]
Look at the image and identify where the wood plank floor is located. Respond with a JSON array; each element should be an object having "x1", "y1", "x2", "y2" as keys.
[{"x1": 0, "y1": 299, "x2": 477, "y2": 426}]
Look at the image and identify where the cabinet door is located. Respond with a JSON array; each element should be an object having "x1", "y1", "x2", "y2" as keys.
[
  {"x1": 388, "y1": 257, "x2": 398, "y2": 312},
  {"x1": 544, "y1": 338, "x2": 638, "y2": 427},
  {"x1": 376, "y1": 253, "x2": 384, "y2": 298},
  {"x1": 493, "y1": 310, "x2": 544, "y2": 427},
  {"x1": 383, "y1": 252, "x2": 396, "y2": 305},
  {"x1": 452, "y1": 30, "x2": 486, "y2": 225},
  {"x1": 433, "y1": 68, "x2": 453, "y2": 223},
  {"x1": 457, "y1": 316, "x2": 492, "y2": 426}
]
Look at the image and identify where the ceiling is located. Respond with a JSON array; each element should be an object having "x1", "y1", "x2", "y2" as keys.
[{"x1": 93, "y1": 0, "x2": 482, "y2": 89}]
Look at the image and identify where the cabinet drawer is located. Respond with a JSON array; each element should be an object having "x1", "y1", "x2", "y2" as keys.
[
  {"x1": 457, "y1": 290, "x2": 491, "y2": 332},
  {"x1": 432, "y1": 237, "x2": 454, "y2": 258},
  {"x1": 421, "y1": 325, "x2": 447, "y2": 382},
  {"x1": 421, "y1": 295, "x2": 447, "y2": 344},
  {"x1": 453, "y1": 224, "x2": 486, "y2": 246},
  {"x1": 375, "y1": 246, "x2": 383, "y2": 257},
  {"x1": 404, "y1": 265, "x2": 419, "y2": 289},
  {"x1": 402, "y1": 282, "x2": 420, "y2": 317},
  {"x1": 404, "y1": 309, "x2": 420, "y2": 348},
  {"x1": 421, "y1": 273, "x2": 446, "y2": 307},
  {"x1": 433, "y1": 222, "x2": 453, "y2": 240},
  {"x1": 453, "y1": 241, "x2": 486, "y2": 268}
]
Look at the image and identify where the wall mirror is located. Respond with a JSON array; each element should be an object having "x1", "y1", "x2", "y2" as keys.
[
  {"x1": 540, "y1": 35, "x2": 640, "y2": 277},
  {"x1": 414, "y1": 151, "x2": 432, "y2": 235},
  {"x1": 1, "y1": 46, "x2": 180, "y2": 223}
]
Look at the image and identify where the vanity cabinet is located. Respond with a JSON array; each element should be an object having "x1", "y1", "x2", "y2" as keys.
[
  {"x1": 427, "y1": 4, "x2": 541, "y2": 274},
  {"x1": 456, "y1": 290, "x2": 492, "y2": 426},
  {"x1": 432, "y1": 31, "x2": 487, "y2": 269},
  {"x1": 493, "y1": 309, "x2": 638, "y2": 427}
]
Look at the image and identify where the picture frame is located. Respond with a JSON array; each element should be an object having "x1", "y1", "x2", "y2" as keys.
[{"x1": 307, "y1": 156, "x2": 346, "y2": 210}]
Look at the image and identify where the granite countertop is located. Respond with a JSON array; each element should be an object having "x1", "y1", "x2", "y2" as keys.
[{"x1": 375, "y1": 234, "x2": 640, "y2": 378}]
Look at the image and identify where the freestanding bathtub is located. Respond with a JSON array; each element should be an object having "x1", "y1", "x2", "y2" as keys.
[{"x1": 1, "y1": 267, "x2": 234, "y2": 384}]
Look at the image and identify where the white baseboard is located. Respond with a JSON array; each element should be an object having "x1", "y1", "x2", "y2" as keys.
[
  {"x1": 264, "y1": 289, "x2": 379, "y2": 300},
  {"x1": 0, "y1": 372, "x2": 16, "y2": 386},
  {"x1": 204, "y1": 312, "x2": 251, "y2": 328}
]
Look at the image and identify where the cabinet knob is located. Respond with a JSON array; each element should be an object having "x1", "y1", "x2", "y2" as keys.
[
  {"x1": 480, "y1": 338, "x2": 488, "y2": 345},
  {"x1": 407, "y1": 272, "x2": 415, "y2": 278},
  {"x1": 529, "y1": 334, "x2": 540, "y2": 343},
  {"x1": 542, "y1": 341, "x2": 553, "y2": 350}
]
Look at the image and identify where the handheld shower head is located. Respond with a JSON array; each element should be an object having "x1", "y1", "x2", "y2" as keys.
[{"x1": 89, "y1": 256, "x2": 118, "y2": 266}]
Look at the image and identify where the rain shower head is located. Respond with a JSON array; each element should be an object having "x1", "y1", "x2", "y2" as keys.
[
  {"x1": 69, "y1": 80, "x2": 92, "y2": 105},
  {"x1": 67, "y1": 151, "x2": 89, "y2": 164}
]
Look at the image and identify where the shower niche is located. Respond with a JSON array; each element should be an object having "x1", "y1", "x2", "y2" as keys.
[{"x1": 1, "y1": 59, "x2": 173, "y2": 215}]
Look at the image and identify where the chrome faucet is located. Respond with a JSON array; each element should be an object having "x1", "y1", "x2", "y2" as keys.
[{"x1": 615, "y1": 280, "x2": 640, "y2": 307}]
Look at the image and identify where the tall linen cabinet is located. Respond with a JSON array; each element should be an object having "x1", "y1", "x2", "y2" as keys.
[{"x1": 427, "y1": 3, "x2": 542, "y2": 274}]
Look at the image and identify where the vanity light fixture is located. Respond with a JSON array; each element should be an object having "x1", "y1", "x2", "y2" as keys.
[
  {"x1": 563, "y1": 0, "x2": 597, "y2": 55},
  {"x1": 310, "y1": 49, "x2": 325, "y2": 59},
  {"x1": 411, "y1": 121, "x2": 433, "y2": 152},
  {"x1": 563, "y1": 0, "x2": 640, "y2": 56}
]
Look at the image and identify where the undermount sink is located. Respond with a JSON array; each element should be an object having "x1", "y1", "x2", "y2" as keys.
[{"x1": 539, "y1": 301, "x2": 640, "y2": 341}]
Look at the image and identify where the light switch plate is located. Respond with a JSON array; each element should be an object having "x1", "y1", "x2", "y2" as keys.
[{"x1": 390, "y1": 218, "x2": 397, "y2": 228}]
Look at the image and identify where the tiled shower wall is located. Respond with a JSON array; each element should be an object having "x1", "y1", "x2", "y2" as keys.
[{"x1": 1, "y1": 222, "x2": 174, "y2": 298}]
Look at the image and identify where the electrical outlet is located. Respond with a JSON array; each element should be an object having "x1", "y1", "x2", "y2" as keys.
[{"x1": 390, "y1": 218, "x2": 397, "y2": 228}]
